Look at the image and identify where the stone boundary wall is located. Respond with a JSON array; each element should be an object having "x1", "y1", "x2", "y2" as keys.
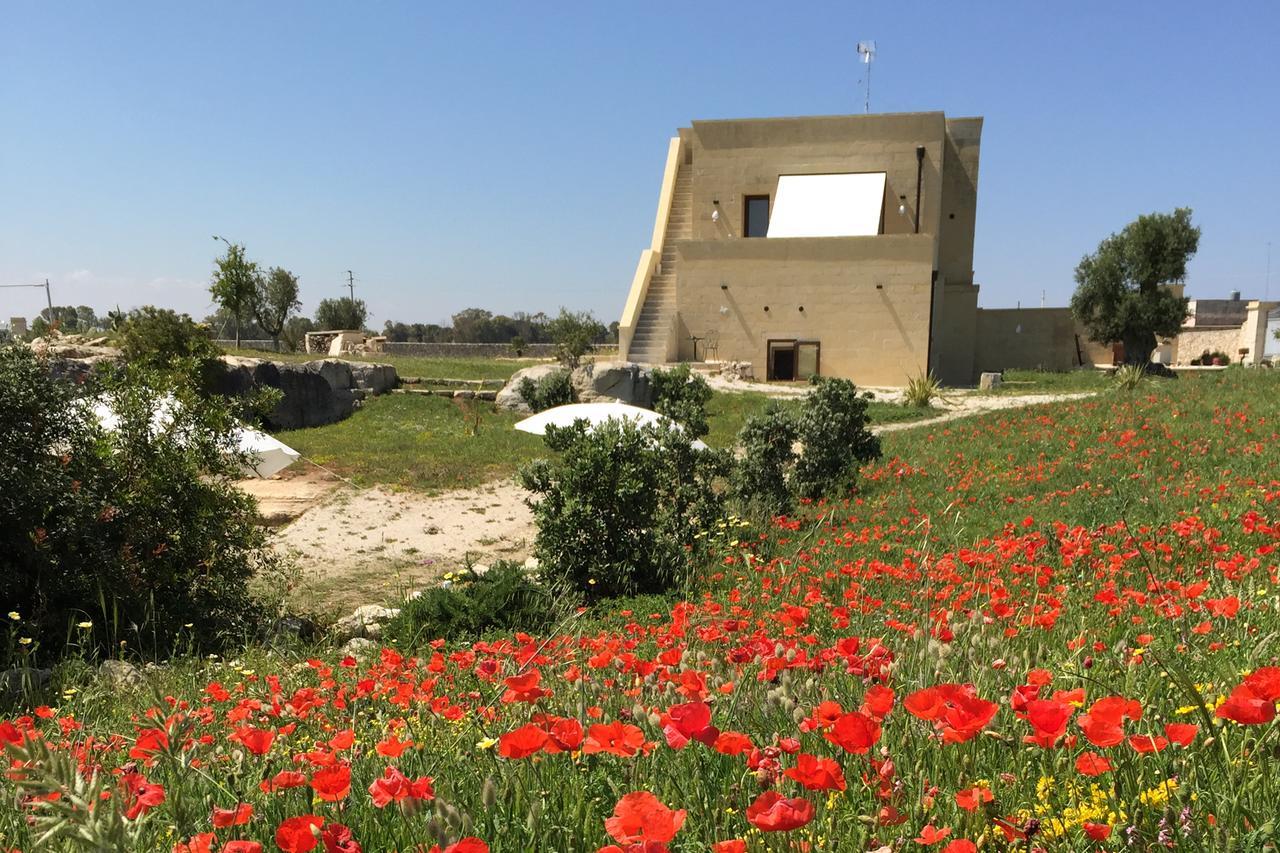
[
  {"x1": 215, "y1": 339, "x2": 278, "y2": 351},
  {"x1": 381, "y1": 342, "x2": 619, "y2": 359}
]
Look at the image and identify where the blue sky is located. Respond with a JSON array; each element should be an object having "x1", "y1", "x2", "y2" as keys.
[{"x1": 3, "y1": 2, "x2": 1277, "y2": 328}]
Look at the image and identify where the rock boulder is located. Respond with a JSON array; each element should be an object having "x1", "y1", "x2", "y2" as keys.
[
  {"x1": 495, "y1": 363, "x2": 569, "y2": 413},
  {"x1": 570, "y1": 360, "x2": 654, "y2": 407}
]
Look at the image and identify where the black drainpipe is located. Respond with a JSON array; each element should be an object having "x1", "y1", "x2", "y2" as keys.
[{"x1": 914, "y1": 145, "x2": 925, "y2": 234}]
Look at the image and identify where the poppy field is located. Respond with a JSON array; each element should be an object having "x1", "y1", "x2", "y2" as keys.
[{"x1": 4, "y1": 369, "x2": 1280, "y2": 852}]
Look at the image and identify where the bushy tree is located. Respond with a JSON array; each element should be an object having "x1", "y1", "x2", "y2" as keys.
[
  {"x1": 30, "y1": 306, "x2": 103, "y2": 337},
  {"x1": 315, "y1": 297, "x2": 368, "y2": 331},
  {"x1": 209, "y1": 242, "x2": 259, "y2": 349},
  {"x1": 730, "y1": 377, "x2": 881, "y2": 514},
  {"x1": 651, "y1": 363, "x2": 712, "y2": 439},
  {"x1": 281, "y1": 316, "x2": 316, "y2": 353},
  {"x1": 732, "y1": 404, "x2": 799, "y2": 516},
  {"x1": 791, "y1": 376, "x2": 882, "y2": 500},
  {"x1": 252, "y1": 267, "x2": 301, "y2": 351},
  {"x1": 0, "y1": 347, "x2": 283, "y2": 659},
  {"x1": 547, "y1": 308, "x2": 606, "y2": 368},
  {"x1": 1071, "y1": 208, "x2": 1199, "y2": 366},
  {"x1": 520, "y1": 420, "x2": 727, "y2": 599},
  {"x1": 119, "y1": 306, "x2": 219, "y2": 370}
]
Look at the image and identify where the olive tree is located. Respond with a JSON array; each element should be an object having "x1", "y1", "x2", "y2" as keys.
[
  {"x1": 1070, "y1": 208, "x2": 1199, "y2": 366},
  {"x1": 209, "y1": 242, "x2": 259, "y2": 349},
  {"x1": 253, "y1": 267, "x2": 301, "y2": 351}
]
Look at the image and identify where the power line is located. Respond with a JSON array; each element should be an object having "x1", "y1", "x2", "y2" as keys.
[
  {"x1": 344, "y1": 270, "x2": 356, "y2": 301},
  {"x1": 0, "y1": 279, "x2": 52, "y2": 311}
]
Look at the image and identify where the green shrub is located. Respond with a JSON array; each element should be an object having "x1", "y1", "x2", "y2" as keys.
[
  {"x1": 519, "y1": 419, "x2": 727, "y2": 599},
  {"x1": 791, "y1": 376, "x2": 882, "y2": 501},
  {"x1": 1113, "y1": 363, "x2": 1148, "y2": 391},
  {"x1": 517, "y1": 369, "x2": 574, "y2": 412},
  {"x1": 0, "y1": 347, "x2": 284, "y2": 662},
  {"x1": 118, "y1": 306, "x2": 219, "y2": 370},
  {"x1": 547, "y1": 308, "x2": 606, "y2": 368},
  {"x1": 383, "y1": 562, "x2": 570, "y2": 644},
  {"x1": 732, "y1": 403, "x2": 798, "y2": 517},
  {"x1": 903, "y1": 370, "x2": 947, "y2": 407},
  {"x1": 651, "y1": 363, "x2": 712, "y2": 439}
]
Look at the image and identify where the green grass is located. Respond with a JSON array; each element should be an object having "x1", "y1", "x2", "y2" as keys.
[
  {"x1": 278, "y1": 393, "x2": 545, "y2": 492},
  {"x1": 704, "y1": 390, "x2": 937, "y2": 448},
  {"x1": 223, "y1": 347, "x2": 539, "y2": 381},
  {"x1": 985, "y1": 367, "x2": 1112, "y2": 394}
]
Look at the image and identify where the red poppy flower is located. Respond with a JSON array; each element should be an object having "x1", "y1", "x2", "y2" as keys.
[
  {"x1": 212, "y1": 802, "x2": 253, "y2": 827},
  {"x1": 261, "y1": 770, "x2": 308, "y2": 793},
  {"x1": 375, "y1": 732, "x2": 414, "y2": 757},
  {"x1": 1083, "y1": 822, "x2": 1112, "y2": 841},
  {"x1": 584, "y1": 721, "x2": 649, "y2": 758},
  {"x1": 177, "y1": 834, "x2": 215, "y2": 853},
  {"x1": 431, "y1": 840, "x2": 488, "y2": 853},
  {"x1": 499, "y1": 723, "x2": 550, "y2": 759},
  {"x1": 321, "y1": 822, "x2": 361, "y2": 853},
  {"x1": 712, "y1": 731, "x2": 754, "y2": 756},
  {"x1": 275, "y1": 815, "x2": 323, "y2": 853},
  {"x1": 783, "y1": 753, "x2": 846, "y2": 791},
  {"x1": 712, "y1": 842, "x2": 747, "y2": 853},
  {"x1": 368, "y1": 766, "x2": 435, "y2": 807},
  {"x1": 861, "y1": 684, "x2": 895, "y2": 719},
  {"x1": 904, "y1": 684, "x2": 998, "y2": 744},
  {"x1": 1023, "y1": 698, "x2": 1073, "y2": 748},
  {"x1": 1128, "y1": 733, "x2": 1168, "y2": 754},
  {"x1": 223, "y1": 841, "x2": 263, "y2": 853},
  {"x1": 823, "y1": 711, "x2": 881, "y2": 754},
  {"x1": 603, "y1": 791, "x2": 687, "y2": 845},
  {"x1": 954, "y1": 786, "x2": 993, "y2": 811},
  {"x1": 1075, "y1": 751, "x2": 1113, "y2": 776},
  {"x1": 915, "y1": 824, "x2": 952, "y2": 845},
  {"x1": 1076, "y1": 696, "x2": 1142, "y2": 747},
  {"x1": 1164, "y1": 722, "x2": 1198, "y2": 746},
  {"x1": 502, "y1": 670, "x2": 551, "y2": 703},
  {"x1": 1215, "y1": 684, "x2": 1276, "y2": 725},
  {"x1": 661, "y1": 701, "x2": 719, "y2": 750},
  {"x1": 232, "y1": 725, "x2": 275, "y2": 757},
  {"x1": 745, "y1": 790, "x2": 815, "y2": 832},
  {"x1": 128, "y1": 727, "x2": 170, "y2": 762},
  {"x1": 941, "y1": 842, "x2": 977, "y2": 853},
  {"x1": 536, "y1": 715, "x2": 584, "y2": 753},
  {"x1": 310, "y1": 764, "x2": 351, "y2": 802}
]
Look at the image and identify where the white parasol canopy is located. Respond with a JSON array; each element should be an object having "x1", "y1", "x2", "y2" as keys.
[
  {"x1": 90, "y1": 397, "x2": 300, "y2": 479},
  {"x1": 514, "y1": 402, "x2": 708, "y2": 450}
]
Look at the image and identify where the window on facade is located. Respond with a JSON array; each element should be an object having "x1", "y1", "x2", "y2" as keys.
[{"x1": 744, "y1": 195, "x2": 770, "y2": 238}]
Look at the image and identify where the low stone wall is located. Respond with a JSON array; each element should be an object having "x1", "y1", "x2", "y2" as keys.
[
  {"x1": 382, "y1": 342, "x2": 618, "y2": 359},
  {"x1": 214, "y1": 339, "x2": 279, "y2": 351}
]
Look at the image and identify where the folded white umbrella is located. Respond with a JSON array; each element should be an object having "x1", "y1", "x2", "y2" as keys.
[
  {"x1": 91, "y1": 396, "x2": 300, "y2": 479},
  {"x1": 514, "y1": 402, "x2": 708, "y2": 450},
  {"x1": 234, "y1": 428, "x2": 301, "y2": 478}
]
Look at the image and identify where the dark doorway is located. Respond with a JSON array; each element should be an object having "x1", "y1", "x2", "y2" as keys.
[
  {"x1": 744, "y1": 195, "x2": 770, "y2": 238},
  {"x1": 768, "y1": 340, "x2": 795, "y2": 380},
  {"x1": 768, "y1": 339, "x2": 820, "y2": 381}
]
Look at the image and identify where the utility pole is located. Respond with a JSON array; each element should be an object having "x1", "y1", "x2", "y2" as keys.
[
  {"x1": 1, "y1": 279, "x2": 54, "y2": 314},
  {"x1": 345, "y1": 270, "x2": 356, "y2": 301}
]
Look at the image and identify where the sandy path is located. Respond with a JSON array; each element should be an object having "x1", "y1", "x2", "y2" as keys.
[
  {"x1": 273, "y1": 479, "x2": 533, "y2": 608},
  {"x1": 873, "y1": 391, "x2": 1096, "y2": 434}
]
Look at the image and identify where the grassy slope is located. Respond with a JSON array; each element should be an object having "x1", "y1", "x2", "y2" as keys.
[{"x1": 15, "y1": 371, "x2": 1279, "y2": 851}]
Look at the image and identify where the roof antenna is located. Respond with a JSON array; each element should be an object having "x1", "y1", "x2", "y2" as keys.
[{"x1": 857, "y1": 40, "x2": 876, "y2": 113}]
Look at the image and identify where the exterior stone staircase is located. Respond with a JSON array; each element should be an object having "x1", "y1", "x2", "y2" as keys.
[{"x1": 627, "y1": 166, "x2": 691, "y2": 364}]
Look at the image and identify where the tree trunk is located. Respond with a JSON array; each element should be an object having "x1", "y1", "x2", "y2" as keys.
[
  {"x1": 234, "y1": 315, "x2": 241, "y2": 350},
  {"x1": 1122, "y1": 329, "x2": 1155, "y2": 367}
]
